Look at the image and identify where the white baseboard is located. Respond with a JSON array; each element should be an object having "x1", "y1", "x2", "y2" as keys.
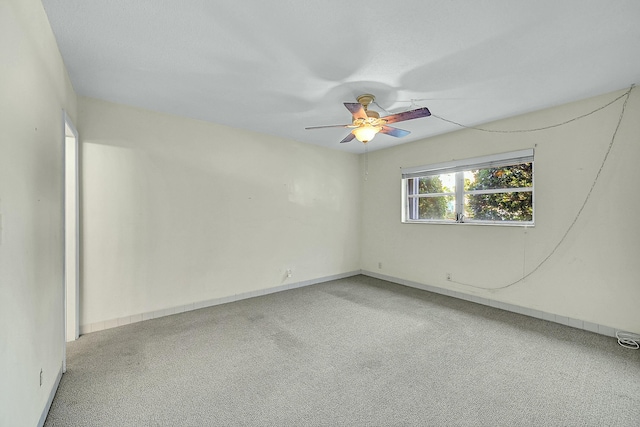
[
  {"x1": 361, "y1": 270, "x2": 618, "y2": 338},
  {"x1": 79, "y1": 271, "x2": 361, "y2": 335},
  {"x1": 79, "y1": 270, "x2": 620, "y2": 338},
  {"x1": 38, "y1": 364, "x2": 62, "y2": 427}
]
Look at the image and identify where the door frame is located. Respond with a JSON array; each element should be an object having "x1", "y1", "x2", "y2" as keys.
[{"x1": 63, "y1": 111, "x2": 79, "y2": 371}]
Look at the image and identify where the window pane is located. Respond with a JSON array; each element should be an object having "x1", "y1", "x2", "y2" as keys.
[
  {"x1": 418, "y1": 173, "x2": 455, "y2": 194},
  {"x1": 465, "y1": 163, "x2": 532, "y2": 191},
  {"x1": 464, "y1": 192, "x2": 533, "y2": 222},
  {"x1": 414, "y1": 196, "x2": 456, "y2": 220}
]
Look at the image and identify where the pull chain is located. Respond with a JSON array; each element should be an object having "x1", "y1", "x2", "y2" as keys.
[{"x1": 364, "y1": 143, "x2": 369, "y2": 180}]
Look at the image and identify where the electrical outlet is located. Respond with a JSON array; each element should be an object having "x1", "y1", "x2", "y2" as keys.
[
  {"x1": 378, "y1": 262, "x2": 382, "y2": 269},
  {"x1": 446, "y1": 273, "x2": 452, "y2": 281},
  {"x1": 40, "y1": 369, "x2": 43, "y2": 387},
  {"x1": 286, "y1": 269, "x2": 292, "y2": 278}
]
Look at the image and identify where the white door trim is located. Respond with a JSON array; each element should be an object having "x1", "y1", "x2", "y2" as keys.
[{"x1": 63, "y1": 111, "x2": 79, "y2": 372}]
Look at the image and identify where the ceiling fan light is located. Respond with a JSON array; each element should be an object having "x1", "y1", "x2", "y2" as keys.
[{"x1": 352, "y1": 125, "x2": 380, "y2": 143}]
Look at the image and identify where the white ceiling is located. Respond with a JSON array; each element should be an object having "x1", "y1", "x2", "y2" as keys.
[{"x1": 42, "y1": 0, "x2": 640, "y2": 153}]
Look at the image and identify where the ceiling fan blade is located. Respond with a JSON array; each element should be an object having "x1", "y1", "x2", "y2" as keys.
[
  {"x1": 344, "y1": 103, "x2": 368, "y2": 120},
  {"x1": 380, "y1": 126, "x2": 410, "y2": 138},
  {"x1": 339, "y1": 133, "x2": 356, "y2": 143},
  {"x1": 305, "y1": 124, "x2": 352, "y2": 130},
  {"x1": 382, "y1": 107, "x2": 431, "y2": 124}
]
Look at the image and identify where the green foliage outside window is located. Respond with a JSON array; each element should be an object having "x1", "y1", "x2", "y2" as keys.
[
  {"x1": 418, "y1": 176, "x2": 452, "y2": 220},
  {"x1": 465, "y1": 163, "x2": 533, "y2": 221}
]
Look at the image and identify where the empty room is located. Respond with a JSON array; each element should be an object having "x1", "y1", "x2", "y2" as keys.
[{"x1": 2, "y1": 0, "x2": 640, "y2": 426}]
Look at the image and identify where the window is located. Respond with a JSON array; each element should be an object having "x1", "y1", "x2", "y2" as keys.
[{"x1": 402, "y1": 149, "x2": 534, "y2": 225}]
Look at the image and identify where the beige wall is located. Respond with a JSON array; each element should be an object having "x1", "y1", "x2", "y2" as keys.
[
  {"x1": 78, "y1": 97, "x2": 362, "y2": 327},
  {"x1": 0, "y1": 0, "x2": 77, "y2": 425},
  {"x1": 361, "y1": 88, "x2": 640, "y2": 333}
]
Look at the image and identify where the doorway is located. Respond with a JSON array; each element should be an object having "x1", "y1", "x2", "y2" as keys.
[{"x1": 64, "y1": 112, "x2": 79, "y2": 354}]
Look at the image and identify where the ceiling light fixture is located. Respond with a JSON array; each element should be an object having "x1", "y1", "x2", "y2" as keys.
[{"x1": 352, "y1": 124, "x2": 381, "y2": 143}]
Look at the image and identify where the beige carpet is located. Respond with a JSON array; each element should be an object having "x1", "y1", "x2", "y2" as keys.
[{"x1": 45, "y1": 275, "x2": 640, "y2": 426}]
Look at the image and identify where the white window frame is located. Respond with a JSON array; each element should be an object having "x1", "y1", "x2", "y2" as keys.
[{"x1": 401, "y1": 149, "x2": 534, "y2": 226}]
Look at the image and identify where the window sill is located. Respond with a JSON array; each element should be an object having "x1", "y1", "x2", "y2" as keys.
[{"x1": 402, "y1": 220, "x2": 534, "y2": 227}]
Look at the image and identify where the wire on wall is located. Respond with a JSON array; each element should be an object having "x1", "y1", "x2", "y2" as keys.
[
  {"x1": 430, "y1": 85, "x2": 634, "y2": 291},
  {"x1": 429, "y1": 87, "x2": 633, "y2": 133}
]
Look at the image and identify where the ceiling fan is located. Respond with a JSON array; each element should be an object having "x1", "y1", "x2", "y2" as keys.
[{"x1": 305, "y1": 94, "x2": 431, "y2": 144}]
